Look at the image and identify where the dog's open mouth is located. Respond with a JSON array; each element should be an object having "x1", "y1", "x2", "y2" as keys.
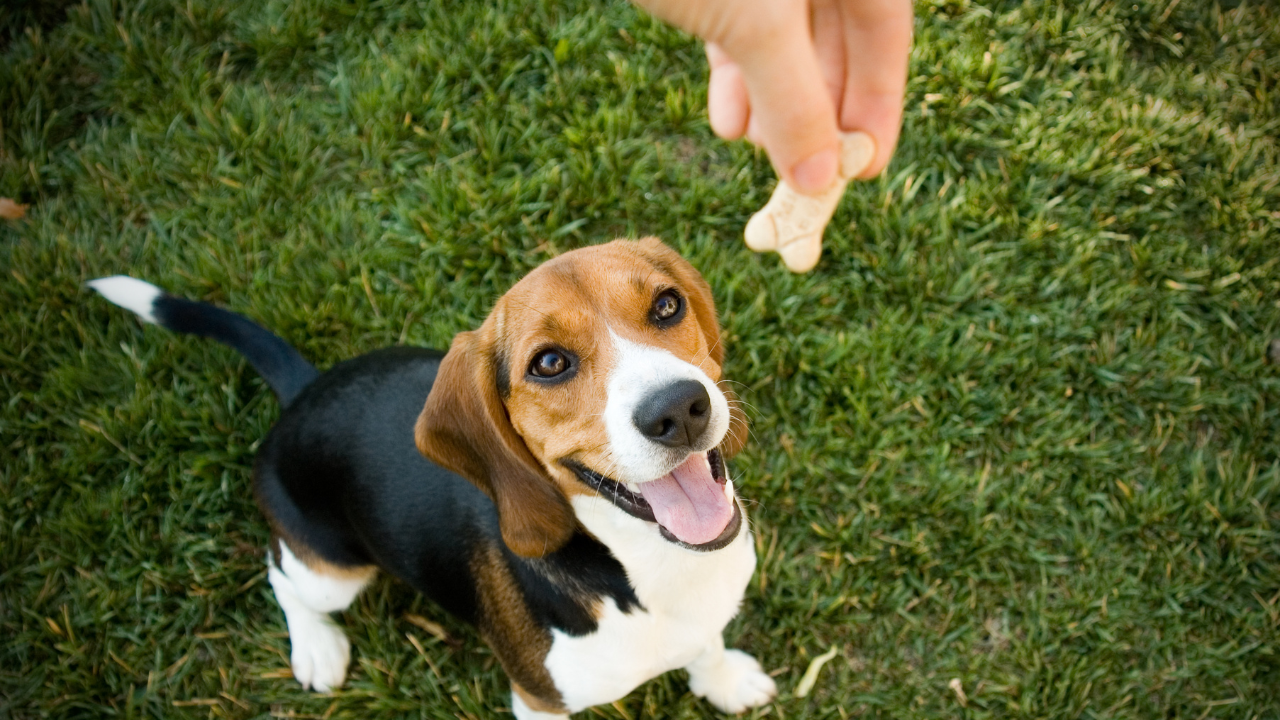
[{"x1": 563, "y1": 448, "x2": 741, "y2": 551}]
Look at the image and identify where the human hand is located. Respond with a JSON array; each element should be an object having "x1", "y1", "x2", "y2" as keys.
[{"x1": 632, "y1": 0, "x2": 912, "y2": 195}]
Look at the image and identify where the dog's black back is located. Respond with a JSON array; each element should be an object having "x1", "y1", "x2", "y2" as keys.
[{"x1": 254, "y1": 347, "x2": 488, "y2": 620}]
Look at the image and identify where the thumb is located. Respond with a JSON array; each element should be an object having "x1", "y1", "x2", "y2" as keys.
[{"x1": 723, "y1": 19, "x2": 841, "y2": 195}]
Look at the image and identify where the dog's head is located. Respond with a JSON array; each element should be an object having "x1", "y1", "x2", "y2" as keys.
[{"x1": 415, "y1": 238, "x2": 748, "y2": 557}]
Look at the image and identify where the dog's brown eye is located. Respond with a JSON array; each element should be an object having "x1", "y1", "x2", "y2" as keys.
[
  {"x1": 530, "y1": 350, "x2": 568, "y2": 378},
  {"x1": 652, "y1": 290, "x2": 682, "y2": 322}
]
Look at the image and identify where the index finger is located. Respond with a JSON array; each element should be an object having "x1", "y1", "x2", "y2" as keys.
[{"x1": 837, "y1": 0, "x2": 912, "y2": 177}]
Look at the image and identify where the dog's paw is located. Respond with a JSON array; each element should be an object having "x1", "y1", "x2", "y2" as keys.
[
  {"x1": 289, "y1": 617, "x2": 350, "y2": 693},
  {"x1": 688, "y1": 649, "x2": 777, "y2": 714}
]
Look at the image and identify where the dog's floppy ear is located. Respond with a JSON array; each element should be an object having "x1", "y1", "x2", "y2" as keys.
[
  {"x1": 719, "y1": 383, "x2": 750, "y2": 460},
  {"x1": 415, "y1": 328, "x2": 575, "y2": 558}
]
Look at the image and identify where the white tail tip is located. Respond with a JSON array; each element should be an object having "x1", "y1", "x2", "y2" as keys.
[{"x1": 87, "y1": 275, "x2": 163, "y2": 324}]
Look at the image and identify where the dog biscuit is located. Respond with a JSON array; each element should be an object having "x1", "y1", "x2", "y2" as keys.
[{"x1": 744, "y1": 132, "x2": 876, "y2": 273}]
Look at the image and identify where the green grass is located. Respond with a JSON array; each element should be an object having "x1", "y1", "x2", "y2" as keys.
[{"x1": 2, "y1": 0, "x2": 1278, "y2": 717}]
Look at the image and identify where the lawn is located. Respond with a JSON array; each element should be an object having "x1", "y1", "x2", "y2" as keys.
[{"x1": 2, "y1": 0, "x2": 1279, "y2": 717}]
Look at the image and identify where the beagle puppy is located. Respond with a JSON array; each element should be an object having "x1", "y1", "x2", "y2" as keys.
[{"x1": 89, "y1": 238, "x2": 776, "y2": 718}]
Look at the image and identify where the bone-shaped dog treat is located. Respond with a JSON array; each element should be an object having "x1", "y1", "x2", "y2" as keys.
[{"x1": 744, "y1": 131, "x2": 877, "y2": 273}]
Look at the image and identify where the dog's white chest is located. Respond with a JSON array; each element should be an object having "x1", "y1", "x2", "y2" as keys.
[{"x1": 544, "y1": 492, "x2": 756, "y2": 712}]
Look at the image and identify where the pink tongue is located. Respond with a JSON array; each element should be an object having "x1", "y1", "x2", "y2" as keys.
[{"x1": 637, "y1": 453, "x2": 733, "y2": 545}]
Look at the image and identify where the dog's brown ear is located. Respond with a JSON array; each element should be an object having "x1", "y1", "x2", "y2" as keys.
[
  {"x1": 415, "y1": 328, "x2": 575, "y2": 558},
  {"x1": 636, "y1": 237, "x2": 725, "y2": 368},
  {"x1": 719, "y1": 382, "x2": 750, "y2": 460}
]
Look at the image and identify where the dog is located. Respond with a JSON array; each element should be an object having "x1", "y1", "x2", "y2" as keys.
[{"x1": 89, "y1": 238, "x2": 777, "y2": 718}]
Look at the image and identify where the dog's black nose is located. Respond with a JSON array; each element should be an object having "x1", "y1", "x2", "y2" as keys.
[{"x1": 633, "y1": 379, "x2": 712, "y2": 449}]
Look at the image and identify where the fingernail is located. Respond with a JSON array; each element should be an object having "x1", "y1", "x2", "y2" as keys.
[{"x1": 791, "y1": 149, "x2": 838, "y2": 194}]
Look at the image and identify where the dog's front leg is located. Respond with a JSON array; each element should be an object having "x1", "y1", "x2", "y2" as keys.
[{"x1": 685, "y1": 636, "x2": 777, "y2": 714}]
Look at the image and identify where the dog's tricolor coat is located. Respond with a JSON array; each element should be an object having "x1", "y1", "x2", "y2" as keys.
[{"x1": 90, "y1": 239, "x2": 776, "y2": 718}]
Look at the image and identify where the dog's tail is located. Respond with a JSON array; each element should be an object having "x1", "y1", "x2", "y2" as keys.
[{"x1": 89, "y1": 276, "x2": 319, "y2": 407}]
